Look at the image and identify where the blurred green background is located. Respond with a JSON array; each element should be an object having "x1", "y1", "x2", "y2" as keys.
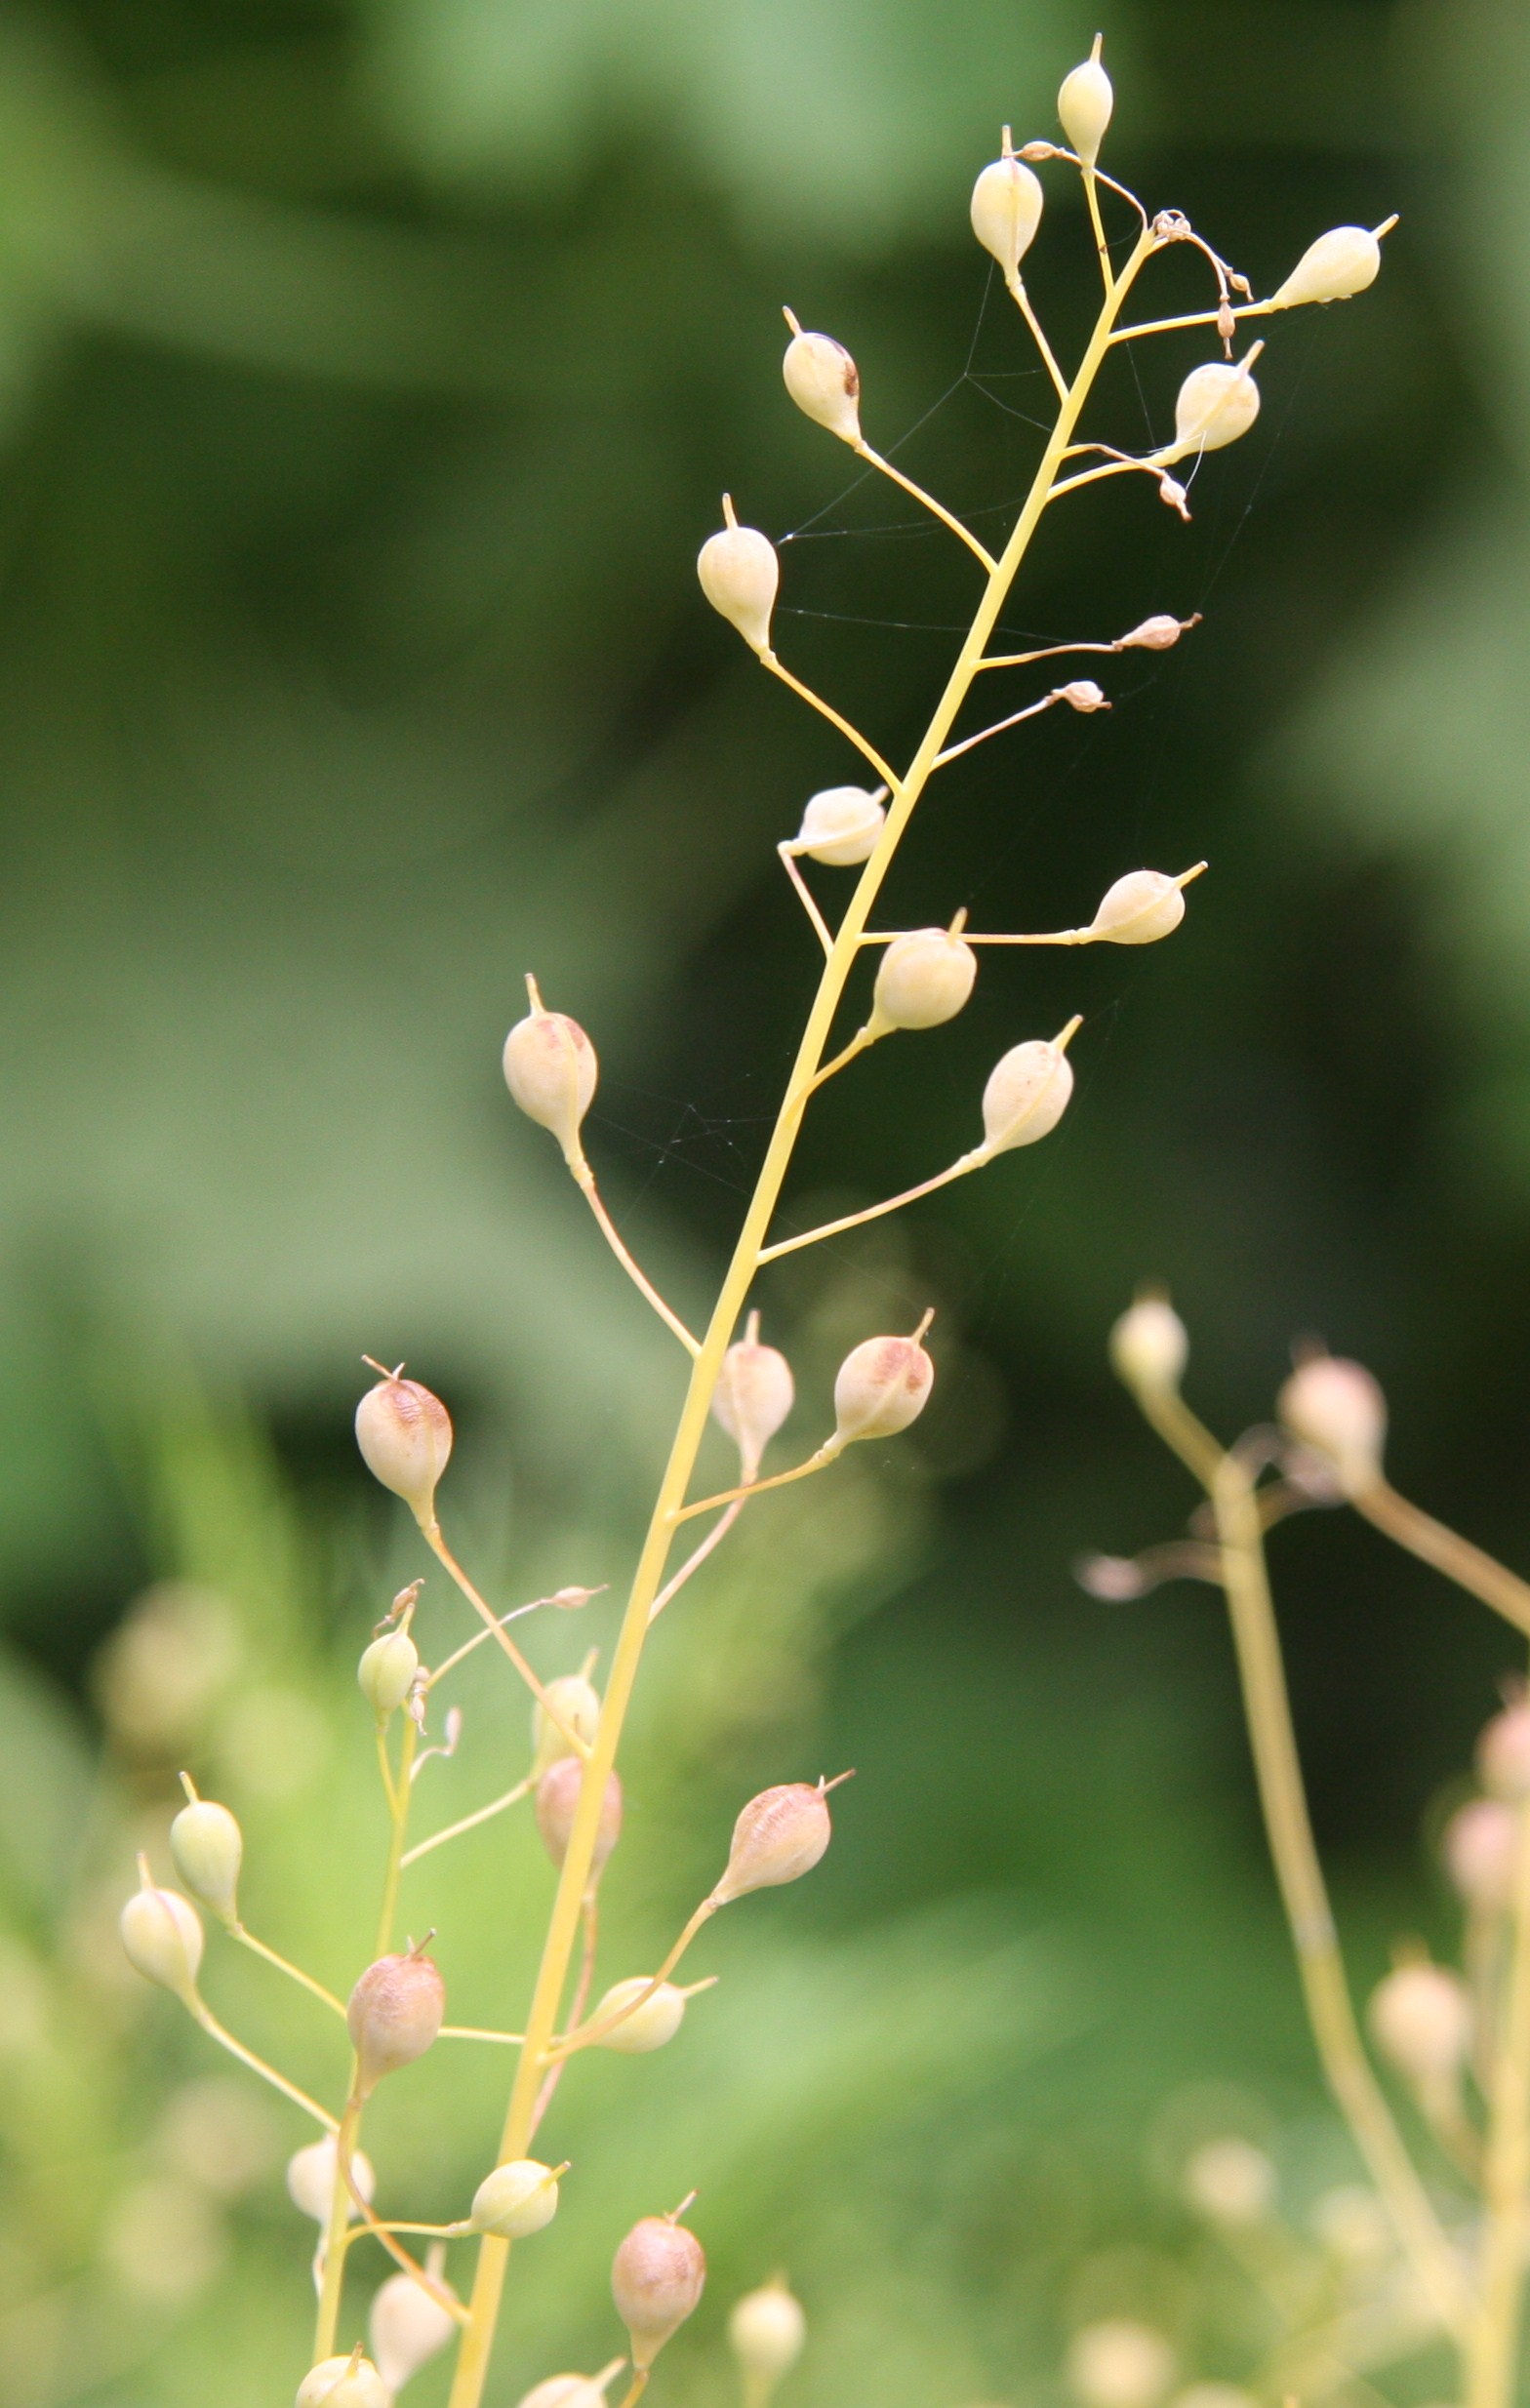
[{"x1": 2, "y1": 0, "x2": 1527, "y2": 2402}]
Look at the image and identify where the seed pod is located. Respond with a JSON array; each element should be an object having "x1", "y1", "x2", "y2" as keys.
[
  {"x1": 516, "y1": 2377, "x2": 621, "y2": 2408},
  {"x1": 1273, "y1": 224, "x2": 1385, "y2": 309},
  {"x1": 1368, "y1": 1959, "x2": 1472, "y2": 2082},
  {"x1": 592, "y1": 1976, "x2": 689, "y2": 2054},
  {"x1": 532, "y1": 1672, "x2": 602, "y2": 1779},
  {"x1": 978, "y1": 1036, "x2": 1075, "y2": 1156},
  {"x1": 1066, "y1": 2321, "x2": 1177, "y2": 2408},
  {"x1": 714, "y1": 1322, "x2": 794, "y2": 1480},
  {"x1": 729, "y1": 2280, "x2": 807, "y2": 2384},
  {"x1": 370, "y1": 2260, "x2": 459, "y2": 2393},
  {"x1": 121, "y1": 1877, "x2": 203, "y2": 2002},
  {"x1": 503, "y1": 981, "x2": 599, "y2": 1173},
  {"x1": 782, "y1": 316, "x2": 862, "y2": 445},
  {"x1": 1057, "y1": 678, "x2": 1107, "y2": 711},
  {"x1": 295, "y1": 2355, "x2": 390, "y2": 2408},
  {"x1": 970, "y1": 149, "x2": 1044, "y2": 282},
  {"x1": 358, "y1": 1628, "x2": 419, "y2": 1720},
  {"x1": 872, "y1": 928, "x2": 978, "y2": 1031},
  {"x1": 355, "y1": 1370, "x2": 453, "y2": 1527},
  {"x1": 612, "y1": 2213, "x2": 706, "y2": 2369},
  {"x1": 470, "y1": 2157, "x2": 561, "y2": 2238},
  {"x1": 712, "y1": 1780, "x2": 837, "y2": 1905},
  {"x1": 789, "y1": 784, "x2": 885, "y2": 867},
  {"x1": 1443, "y1": 1796, "x2": 1518, "y2": 1913},
  {"x1": 1477, "y1": 1701, "x2": 1530, "y2": 1803},
  {"x1": 1182, "y1": 2136, "x2": 1275, "y2": 2226},
  {"x1": 346, "y1": 1948, "x2": 445, "y2": 2099},
  {"x1": 1276, "y1": 1354, "x2": 1386, "y2": 1493},
  {"x1": 1090, "y1": 870, "x2": 1187, "y2": 944},
  {"x1": 1058, "y1": 50, "x2": 1113, "y2": 166},
  {"x1": 1173, "y1": 357, "x2": 1262, "y2": 454},
  {"x1": 830, "y1": 1327, "x2": 935, "y2": 1448},
  {"x1": 698, "y1": 500, "x2": 779, "y2": 656},
  {"x1": 1118, "y1": 614, "x2": 1194, "y2": 651},
  {"x1": 170, "y1": 1794, "x2": 243, "y2": 1923},
  {"x1": 286, "y1": 2134, "x2": 377, "y2": 2225},
  {"x1": 1109, "y1": 1296, "x2": 1188, "y2": 1392},
  {"x1": 535, "y1": 1757, "x2": 624, "y2": 1873}
]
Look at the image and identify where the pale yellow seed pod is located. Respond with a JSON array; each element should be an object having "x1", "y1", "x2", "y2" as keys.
[
  {"x1": 592, "y1": 1977, "x2": 689, "y2": 2054},
  {"x1": 1368, "y1": 1959, "x2": 1472, "y2": 2082},
  {"x1": 346, "y1": 1950, "x2": 445, "y2": 2098},
  {"x1": 1311, "y1": 2184, "x2": 1391, "y2": 2266},
  {"x1": 1058, "y1": 54, "x2": 1113, "y2": 166},
  {"x1": 1066, "y1": 2321, "x2": 1177, "y2": 2408},
  {"x1": 831, "y1": 1330, "x2": 935, "y2": 1447},
  {"x1": 1477, "y1": 1701, "x2": 1530, "y2": 1803},
  {"x1": 531, "y1": 1672, "x2": 602, "y2": 1778},
  {"x1": 712, "y1": 1780, "x2": 835, "y2": 1905},
  {"x1": 790, "y1": 783, "x2": 885, "y2": 867},
  {"x1": 1273, "y1": 224, "x2": 1383, "y2": 309},
  {"x1": 872, "y1": 928, "x2": 978, "y2": 1031},
  {"x1": 1442, "y1": 1796, "x2": 1517, "y2": 1913},
  {"x1": 369, "y1": 2263, "x2": 459, "y2": 2394},
  {"x1": 358, "y1": 1628, "x2": 419, "y2": 1720},
  {"x1": 1276, "y1": 1354, "x2": 1386, "y2": 1493},
  {"x1": 978, "y1": 1038, "x2": 1074, "y2": 1156},
  {"x1": 121, "y1": 1882, "x2": 203, "y2": 2001},
  {"x1": 612, "y1": 2214, "x2": 706, "y2": 2369},
  {"x1": 1090, "y1": 869, "x2": 1187, "y2": 944},
  {"x1": 783, "y1": 325, "x2": 862, "y2": 445},
  {"x1": 1182, "y1": 2136, "x2": 1275, "y2": 2226},
  {"x1": 713, "y1": 1329, "x2": 794, "y2": 1481},
  {"x1": 1109, "y1": 1297, "x2": 1189, "y2": 1393},
  {"x1": 729, "y1": 2280, "x2": 807, "y2": 2384},
  {"x1": 286, "y1": 2134, "x2": 376, "y2": 2225},
  {"x1": 516, "y1": 2379, "x2": 617, "y2": 2408},
  {"x1": 698, "y1": 502, "x2": 779, "y2": 655},
  {"x1": 170, "y1": 1797, "x2": 242, "y2": 1922},
  {"x1": 470, "y1": 2158, "x2": 560, "y2": 2238},
  {"x1": 295, "y1": 2355, "x2": 390, "y2": 2408},
  {"x1": 354, "y1": 1372, "x2": 453, "y2": 1526},
  {"x1": 970, "y1": 151, "x2": 1044, "y2": 281},
  {"x1": 535, "y1": 1757, "x2": 624, "y2": 1872},
  {"x1": 1173, "y1": 359, "x2": 1261, "y2": 454},
  {"x1": 503, "y1": 988, "x2": 599, "y2": 1172}
]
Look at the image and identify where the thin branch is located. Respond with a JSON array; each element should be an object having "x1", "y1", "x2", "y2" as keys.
[
  {"x1": 760, "y1": 654, "x2": 902, "y2": 793},
  {"x1": 577, "y1": 1174, "x2": 702, "y2": 1357},
  {"x1": 1352, "y1": 1479, "x2": 1530, "y2": 1642},
  {"x1": 440, "y1": 2026, "x2": 526, "y2": 2045},
  {"x1": 1469, "y1": 1795, "x2": 1530, "y2": 2408},
  {"x1": 530, "y1": 1896, "x2": 599, "y2": 2142},
  {"x1": 1082, "y1": 167, "x2": 1111, "y2": 295},
  {"x1": 427, "y1": 1590, "x2": 604, "y2": 1690},
  {"x1": 230, "y1": 1925, "x2": 346, "y2": 2018},
  {"x1": 934, "y1": 689, "x2": 1065, "y2": 768},
  {"x1": 402, "y1": 1776, "x2": 535, "y2": 1867},
  {"x1": 759, "y1": 1153, "x2": 977, "y2": 1265},
  {"x1": 544, "y1": 1899, "x2": 717, "y2": 2061},
  {"x1": 778, "y1": 843, "x2": 833, "y2": 958},
  {"x1": 423, "y1": 1525, "x2": 593, "y2": 1758},
  {"x1": 1109, "y1": 298, "x2": 1277, "y2": 345},
  {"x1": 1005, "y1": 278, "x2": 1068, "y2": 400},
  {"x1": 189, "y1": 1999, "x2": 339, "y2": 2131},
  {"x1": 672, "y1": 1449, "x2": 836, "y2": 1528},
  {"x1": 649, "y1": 1498, "x2": 745, "y2": 1625},
  {"x1": 854, "y1": 440, "x2": 997, "y2": 570}
]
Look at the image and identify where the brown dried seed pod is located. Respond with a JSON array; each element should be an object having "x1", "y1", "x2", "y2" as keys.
[
  {"x1": 712, "y1": 1780, "x2": 836, "y2": 1905},
  {"x1": 535, "y1": 1757, "x2": 624, "y2": 1873},
  {"x1": 346, "y1": 1948, "x2": 446, "y2": 2098}
]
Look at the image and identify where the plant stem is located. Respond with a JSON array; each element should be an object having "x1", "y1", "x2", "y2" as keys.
[
  {"x1": 1467, "y1": 1794, "x2": 1530, "y2": 2408},
  {"x1": 402, "y1": 1776, "x2": 534, "y2": 1867},
  {"x1": 189, "y1": 2000, "x2": 338, "y2": 2129},
  {"x1": 423, "y1": 1524, "x2": 592, "y2": 1755},
  {"x1": 1353, "y1": 1478, "x2": 1530, "y2": 1641},
  {"x1": 230, "y1": 1924, "x2": 346, "y2": 2016},
  {"x1": 577, "y1": 1175, "x2": 702, "y2": 1356}
]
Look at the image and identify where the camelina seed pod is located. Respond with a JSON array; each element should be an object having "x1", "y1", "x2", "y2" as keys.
[
  {"x1": 121, "y1": 1868, "x2": 203, "y2": 2002},
  {"x1": 354, "y1": 1366, "x2": 452, "y2": 1527},
  {"x1": 1172, "y1": 354, "x2": 1262, "y2": 455},
  {"x1": 1273, "y1": 222, "x2": 1390, "y2": 308},
  {"x1": 612, "y1": 2211, "x2": 706, "y2": 2368},
  {"x1": 1182, "y1": 2136, "x2": 1276, "y2": 2227},
  {"x1": 1443, "y1": 1796, "x2": 1518, "y2": 1914},
  {"x1": 782, "y1": 311, "x2": 862, "y2": 445},
  {"x1": 1477, "y1": 1699, "x2": 1530, "y2": 1802},
  {"x1": 829, "y1": 1322, "x2": 935, "y2": 1449},
  {"x1": 1089, "y1": 869, "x2": 1188, "y2": 945},
  {"x1": 1066, "y1": 2321, "x2": 1177, "y2": 2408},
  {"x1": 535, "y1": 1757, "x2": 624, "y2": 1873},
  {"x1": 1109, "y1": 1295, "x2": 1189, "y2": 1392},
  {"x1": 592, "y1": 1976, "x2": 689, "y2": 2054},
  {"x1": 1057, "y1": 678, "x2": 1108, "y2": 712},
  {"x1": 729, "y1": 2280, "x2": 807, "y2": 2385},
  {"x1": 358, "y1": 1627, "x2": 419, "y2": 1720},
  {"x1": 1276, "y1": 1353, "x2": 1386, "y2": 1493},
  {"x1": 503, "y1": 977, "x2": 599, "y2": 1174},
  {"x1": 713, "y1": 1317, "x2": 794, "y2": 1481},
  {"x1": 871, "y1": 927, "x2": 978, "y2": 1031},
  {"x1": 470, "y1": 2158, "x2": 561, "y2": 2238},
  {"x1": 346, "y1": 1946, "x2": 445, "y2": 2099},
  {"x1": 789, "y1": 784, "x2": 885, "y2": 867},
  {"x1": 698, "y1": 498, "x2": 778, "y2": 656},
  {"x1": 1368, "y1": 1959, "x2": 1472, "y2": 2083},
  {"x1": 970, "y1": 141, "x2": 1044, "y2": 284},
  {"x1": 295, "y1": 2354, "x2": 390, "y2": 2408},
  {"x1": 170, "y1": 1786, "x2": 242, "y2": 1922},
  {"x1": 287, "y1": 2134, "x2": 377, "y2": 2225},
  {"x1": 1118, "y1": 613, "x2": 1196, "y2": 651},
  {"x1": 516, "y1": 2374, "x2": 624, "y2": 2408},
  {"x1": 976, "y1": 1032, "x2": 1076, "y2": 1157},
  {"x1": 1058, "y1": 43, "x2": 1113, "y2": 166},
  {"x1": 711, "y1": 1778, "x2": 842, "y2": 1905},
  {"x1": 369, "y1": 2257, "x2": 459, "y2": 2393},
  {"x1": 531, "y1": 1671, "x2": 602, "y2": 1778}
]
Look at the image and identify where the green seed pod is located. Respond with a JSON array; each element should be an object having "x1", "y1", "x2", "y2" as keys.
[
  {"x1": 729, "y1": 2280, "x2": 807, "y2": 2386},
  {"x1": 358, "y1": 1629, "x2": 419, "y2": 1720},
  {"x1": 169, "y1": 1792, "x2": 243, "y2": 1922},
  {"x1": 470, "y1": 2158, "x2": 561, "y2": 2238},
  {"x1": 592, "y1": 1977, "x2": 688, "y2": 2054}
]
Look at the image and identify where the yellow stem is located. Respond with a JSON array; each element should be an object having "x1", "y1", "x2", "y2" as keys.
[
  {"x1": 1352, "y1": 1478, "x2": 1530, "y2": 1641},
  {"x1": 649, "y1": 1497, "x2": 745, "y2": 1625},
  {"x1": 402, "y1": 1776, "x2": 534, "y2": 1868},
  {"x1": 1108, "y1": 298, "x2": 1277, "y2": 345},
  {"x1": 1006, "y1": 278, "x2": 1068, "y2": 400},
  {"x1": 1082, "y1": 168, "x2": 1111, "y2": 294},
  {"x1": 188, "y1": 1999, "x2": 339, "y2": 2130},
  {"x1": 423, "y1": 1525, "x2": 592, "y2": 1756},
  {"x1": 544, "y1": 1899, "x2": 717, "y2": 2060},
  {"x1": 778, "y1": 844, "x2": 833, "y2": 958},
  {"x1": 1467, "y1": 1795, "x2": 1530, "y2": 2408},
  {"x1": 230, "y1": 1924, "x2": 346, "y2": 2017},
  {"x1": 759, "y1": 655, "x2": 902, "y2": 792},
  {"x1": 673, "y1": 1450, "x2": 836, "y2": 1526},
  {"x1": 854, "y1": 440, "x2": 997, "y2": 570},
  {"x1": 440, "y1": 2026, "x2": 526, "y2": 2045},
  {"x1": 759, "y1": 1153, "x2": 978, "y2": 1264},
  {"x1": 578, "y1": 1174, "x2": 702, "y2": 1356}
]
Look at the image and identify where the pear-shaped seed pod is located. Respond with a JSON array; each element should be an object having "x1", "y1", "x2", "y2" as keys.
[
  {"x1": 531, "y1": 1672, "x2": 602, "y2": 1778},
  {"x1": 592, "y1": 1977, "x2": 689, "y2": 2054},
  {"x1": 1182, "y1": 2136, "x2": 1276, "y2": 2227},
  {"x1": 979, "y1": 1039, "x2": 1074, "y2": 1155},
  {"x1": 170, "y1": 1796, "x2": 243, "y2": 1922},
  {"x1": 791, "y1": 784, "x2": 885, "y2": 867},
  {"x1": 287, "y1": 2134, "x2": 377, "y2": 2225},
  {"x1": 783, "y1": 322, "x2": 862, "y2": 445},
  {"x1": 830, "y1": 1329, "x2": 934, "y2": 1447},
  {"x1": 369, "y1": 2262, "x2": 459, "y2": 2394},
  {"x1": 1058, "y1": 52, "x2": 1113, "y2": 166},
  {"x1": 358, "y1": 1628, "x2": 419, "y2": 1719},
  {"x1": 355, "y1": 1371, "x2": 453, "y2": 1526},
  {"x1": 1368, "y1": 1960, "x2": 1472, "y2": 2082},
  {"x1": 1118, "y1": 614, "x2": 1193, "y2": 651},
  {"x1": 872, "y1": 928, "x2": 978, "y2": 1031},
  {"x1": 1066, "y1": 2321, "x2": 1177, "y2": 2408},
  {"x1": 698, "y1": 502, "x2": 779, "y2": 655},
  {"x1": 713, "y1": 1326, "x2": 794, "y2": 1481},
  {"x1": 1057, "y1": 678, "x2": 1108, "y2": 712},
  {"x1": 470, "y1": 2157, "x2": 561, "y2": 2238},
  {"x1": 1108, "y1": 1296, "x2": 1188, "y2": 1393},
  {"x1": 729, "y1": 2280, "x2": 807, "y2": 2384},
  {"x1": 612, "y1": 2214, "x2": 706, "y2": 2369},
  {"x1": 503, "y1": 985, "x2": 598, "y2": 1172},
  {"x1": 1173, "y1": 359, "x2": 1261, "y2": 454},
  {"x1": 970, "y1": 151, "x2": 1044, "y2": 282},
  {"x1": 295, "y1": 2355, "x2": 390, "y2": 2408},
  {"x1": 1276, "y1": 1355, "x2": 1386, "y2": 1492},
  {"x1": 121, "y1": 1881, "x2": 203, "y2": 2000},
  {"x1": 1477, "y1": 1701, "x2": 1530, "y2": 1803},
  {"x1": 535, "y1": 1757, "x2": 624, "y2": 1873},
  {"x1": 1090, "y1": 869, "x2": 1187, "y2": 945},
  {"x1": 1442, "y1": 1797, "x2": 1518, "y2": 1914},
  {"x1": 1273, "y1": 224, "x2": 1384, "y2": 308},
  {"x1": 346, "y1": 1949, "x2": 445, "y2": 2099},
  {"x1": 712, "y1": 1781, "x2": 835, "y2": 1905},
  {"x1": 517, "y1": 2378, "x2": 619, "y2": 2408}
]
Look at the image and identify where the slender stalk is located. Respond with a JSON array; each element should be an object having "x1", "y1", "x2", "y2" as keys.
[
  {"x1": 758, "y1": 1154, "x2": 976, "y2": 1264},
  {"x1": 933, "y1": 691, "x2": 1063, "y2": 768},
  {"x1": 673, "y1": 1452, "x2": 834, "y2": 1526},
  {"x1": 855, "y1": 441, "x2": 997, "y2": 571},
  {"x1": 1353, "y1": 1478, "x2": 1530, "y2": 1641},
  {"x1": 779, "y1": 845, "x2": 833, "y2": 958},
  {"x1": 1109, "y1": 299, "x2": 1277, "y2": 344},
  {"x1": 577, "y1": 1175, "x2": 702, "y2": 1356},
  {"x1": 423, "y1": 1524, "x2": 593, "y2": 1755},
  {"x1": 759, "y1": 655, "x2": 902, "y2": 792},
  {"x1": 402, "y1": 1776, "x2": 534, "y2": 1867},
  {"x1": 230, "y1": 1924, "x2": 346, "y2": 2017},
  {"x1": 188, "y1": 2000, "x2": 339, "y2": 2129},
  {"x1": 1467, "y1": 1794, "x2": 1530, "y2": 2408},
  {"x1": 648, "y1": 1497, "x2": 745, "y2": 1625},
  {"x1": 1006, "y1": 280, "x2": 1068, "y2": 400}
]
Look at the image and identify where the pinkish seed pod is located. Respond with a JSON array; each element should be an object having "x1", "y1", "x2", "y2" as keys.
[
  {"x1": 503, "y1": 982, "x2": 599, "y2": 1173},
  {"x1": 970, "y1": 148, "x2": 1044, "y2": 282},
  {"x1": 1368, "y1": 1959, "x2": 1472, "y2": 2083},
  {"x1": 1478, "y1": 1701, "x2": 1530, "y2": 1803},
  {"x1": 789, "y1": 784, "x2": 885, "y2": 866},
  {"x1": 1273, "y1": 223, "x2": 1387, "y2": 308},
  {"x1": 535, "y1": 1757, "x2": 624, "y2": 1873},
  {"x1": 346, "y1": 1948, "x2": 445, "y2": 2099},
  {"x1": 729, "y1": 2280, "x2": 806, "y2": 2385},
  {"x1": 1089, "y1": 869, "x2": 1188, "y2": 945},
  {"x1": 977, "y1": 1037, "x2": 1075, "y2": 1156},
  {"x1": 369, "y1": 2260, "x2": 459, "y2": 2393},
  {"x1": 612, "y1": 2213, "x2": 706, "y2": 2369},
  {"x1": 592, "y1": 1977, "x2": 689, "y2": 2054},
  {"x1": 1056, "y1": 678, "x2": 1108, "y2": 712},
  {"x1": 531, "y1": 1672, "x2": 602, "y2": 1778},
  {"x1": 1443, "y1": 1796, "x2": 1518, "y2": 1913},
  {"x1": 355, "y1": 1369, "x2": 453, "y2": 1526},
  {"x1": 358, "y1": 1627, "x2": 419, "y2": 1719},
  {"x1": 1276, "y1": 1354, "x2": 1386, "y2": 1493},
  {"x1": 170, "y1": 1793, "x2": 243, "y2": 1922},
  {"x1": 872, "y1": 927, "x2": 978, "y2": 1031},
  {"x1": 830, "y1": 1327, "x2": 935, "y2": 1448},
  {"x1": 713, "y1": 1323, "x2": 794, "y2": 1480},
  {"x1": 470, "y1": 2158, "x2": 561, "y2": 2238},
  {"x1": 712, "y1": 1779, "x2": 838, "y2": 1905},
  {"x1": 1109, "y1": 1296, "x2": 1189, "y2": 1393},
  {"x1": 1066, "y1": 2322, "x2": 1177, "y2": 2408},
  {"x1": 1118, "y1": 614, "x2": 1195, "y2": 651},
  {"x1": 286, "y1": 2134, "x2": 376, "y2": 2225},
  {"x1": 782, "y1": 317, "x2": 862, "y2": 445},
  {"x1": 121, "y1": 1879, "x2": 203, "y2": 2001},
  {"x1": 295, "y1": 2356, "x2": 390, "y2": 2408},
  {"x1": 1173, "y1": 356, "x2": 1262, "y2": 454},
  {"x1": 698, "y1": 499, "x2": 778, "y2": 655}
]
